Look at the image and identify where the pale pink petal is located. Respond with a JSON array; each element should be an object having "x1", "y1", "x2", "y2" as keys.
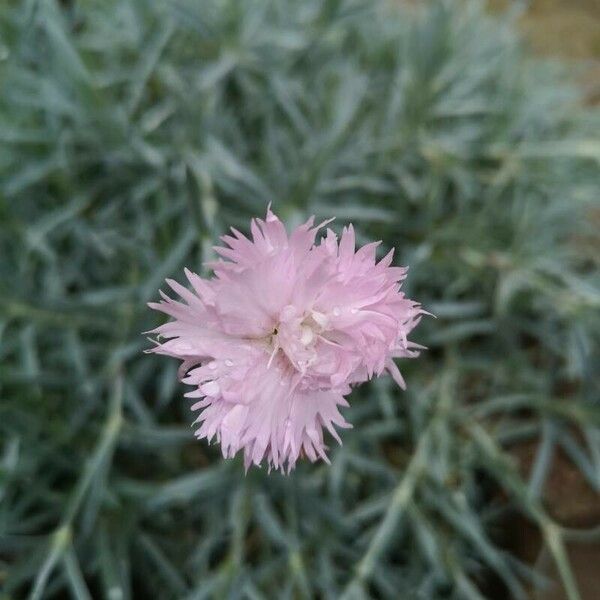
[{"x1": 147, "y1": 207, "x2": 424, "y2": 472}]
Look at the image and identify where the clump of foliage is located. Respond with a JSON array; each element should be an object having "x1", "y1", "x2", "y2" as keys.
[{"x1": 0, "y1": 1, "x2": 598, "y2": 598}]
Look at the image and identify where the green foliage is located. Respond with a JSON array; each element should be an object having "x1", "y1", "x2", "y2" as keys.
[{"x1": 0, "y1": 0, "x2": 598, "y2": 598}]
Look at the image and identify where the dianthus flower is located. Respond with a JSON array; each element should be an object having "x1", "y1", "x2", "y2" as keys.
[{"x1": 148, "y1": 208, "x2": 423, "y2": 472}]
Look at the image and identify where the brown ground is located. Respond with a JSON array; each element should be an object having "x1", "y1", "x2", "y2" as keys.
[
  {"x1": 491, "y1": 3, "x2": 600, "y2": 596},
  {"x1": 400, "y1": 2, "x2": 600, "y2": 596},
  {"x1": 402, "y1": 2, "x2": 600, "y2": 595},
  {"x1": 485, "y1": 3, "x2": 600, "y2": 596},
  {"x1": 490, "y1": 0, "x2": 600, "y2": 60},
  {"x1": 489, "y1": 0, "x2": 600, "y2": 103}
]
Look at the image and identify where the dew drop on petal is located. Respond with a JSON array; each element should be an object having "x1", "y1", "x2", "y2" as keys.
[
  {"x1": 332, "y1": 307, "x2": 341, "y2": 317},
  {"x1": 225, "y1": 359, "x2": 233, "y2": 367},
  {"x1": 208, "y1": 361, "x2": 218, "y2": 370}
]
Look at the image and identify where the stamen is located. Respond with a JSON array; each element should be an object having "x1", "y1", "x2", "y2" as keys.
[{"x1": 267, "y1": 336, "x2": 280, "y2": 369}]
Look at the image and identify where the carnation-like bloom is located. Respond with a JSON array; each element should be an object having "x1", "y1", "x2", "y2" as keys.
[{"x1": 147, "y1": 208, "x2": 423, "y2": 472}]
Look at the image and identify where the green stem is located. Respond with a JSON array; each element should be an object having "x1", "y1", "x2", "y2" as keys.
[
  {"x1": 341, "y1": 379, "x2": 453, "y2": 598},
  {"x1": 28, "y1": 376, "x2": 123, "y2": 600}
]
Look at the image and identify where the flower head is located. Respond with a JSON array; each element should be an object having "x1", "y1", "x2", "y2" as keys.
[{"x1": 147, "y1": 208, "x2": 423, "y2": 472}]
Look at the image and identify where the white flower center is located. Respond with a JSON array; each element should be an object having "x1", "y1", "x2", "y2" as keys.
[
  {"x1": 299, "y1": 325, "x2": 314, "y2": 346},
  {"x1": 270, "y1": 306, "x2": 329, "y2": 374}
]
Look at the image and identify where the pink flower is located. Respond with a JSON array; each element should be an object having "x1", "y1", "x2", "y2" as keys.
[{"x1": 147, "y1": 208, "x2": 423, "y2": 472}]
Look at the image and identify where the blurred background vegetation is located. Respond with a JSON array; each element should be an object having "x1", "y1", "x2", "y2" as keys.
[{"x1": 0, "y1": 0, "x2": 598, "y2": 599}]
